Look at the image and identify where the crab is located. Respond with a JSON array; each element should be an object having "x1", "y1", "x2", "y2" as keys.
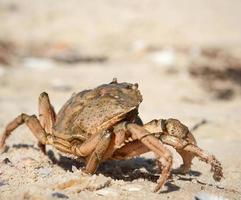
[{"x1": 0, "y1": 79, "x2": 223, "y2": 192}]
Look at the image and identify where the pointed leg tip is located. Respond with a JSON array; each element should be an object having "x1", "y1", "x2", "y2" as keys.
[
  {"x1": 0, "y1": 145, "x2": 7, "y2": 154},
  {"x1": 153, "y1": 179, "x2": 166, "y2": 193},
  {"x1": 153, "y1": 186, "x2": 160, "y2": 193},
  {"x1": 0, "y1": 139, "x2": 5, "y2": 152}
]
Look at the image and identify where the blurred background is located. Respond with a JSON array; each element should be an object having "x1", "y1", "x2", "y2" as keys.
[
  {"x1": 0, "y1": 0, "x2": 241, "y2": 199},
  {"x1": 1, "y1": 0, "x2": 241, "y2": 129}
]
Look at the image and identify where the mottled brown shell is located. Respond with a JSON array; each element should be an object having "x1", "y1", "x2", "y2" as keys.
[{"x1": 53, "y1": 81, "x2": 142, "y2": 141}]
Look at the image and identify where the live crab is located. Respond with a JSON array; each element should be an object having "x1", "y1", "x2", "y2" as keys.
[{"x1": 0, "y1": 78, "x2": 223, "y2": 192}]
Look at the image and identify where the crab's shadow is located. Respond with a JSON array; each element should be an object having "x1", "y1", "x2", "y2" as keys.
[
  {"x1": 47, "y1": 150, "x2": 201, "y2": 180},
  {"x1": 46, "y1": 150, "x2": 200, "y2": 193},
  {"x1": 47, "y1": 150, "x2": 160, "y2": 182}
]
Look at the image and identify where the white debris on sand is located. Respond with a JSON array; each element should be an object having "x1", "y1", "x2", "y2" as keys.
[
  {"x1": 149, "y1": 48, "x2": 175, "y2": 66},
  {"x1": 123, "y1": 184, "x2": 142, "y2": 192},
  {"x1": 195, "y1": 192, "x2": 228, "y2": 200},
  {"x1": 95, "y1": 188, "x2": 119, "y2": 197},
  {"x1": 23, "y1": 57, "x2": 56, "y2": 71},
  {"x1": 0, "y1": 65, "x2": 6, "y2": 77}
]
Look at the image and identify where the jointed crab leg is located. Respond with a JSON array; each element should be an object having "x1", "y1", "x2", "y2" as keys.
[
  {"x1": 143, "y1": 118, "x2": 223, "y2": 181},
  {"x1": 103, "y1": 123, "x2": 128, "y2": 160},
  {"x1": 39, "y1": 92, "x2": 56, "y2": 134},
  {"x1": 112, "y1": 140, "x2": 149, "y2": 160},
  {"x1": 174, "y1": 131, "x2": 197, "y2": 174},
  {"x1": 159, "y1": 135, "x2": 223, "y2": 181},
  {"x1": 0, "y1": 92, "x2": 57, "y2": 154},
  {"x1": 112, "y1": 118, "x2": 223, "y2": 184},
  {"x1": 125, "y1": 123, "x2": 173, "y2": 192},
  {"x1": 84, "y1": 131, "x2": 112, "y2": 173},
  {"x1": 0, "y1": 114, "x2": 73, "y2": 155},
  {"x1": 70, "y1": 131, "x2": 107, "y2": 157},
  {"x1": 144, "y1": 119, "x2": 198, "y2": 175},
  {"x1": 0, "y1": 113, "x2": 50, "y2": 149},
  {"x1": 174, "y1": 148, "x2": 195, "y2": 174},
  {"x1": 112, "y1": 133, "x2": 223, "y2": 182},
  {"x1": 38, "y1": 92, "x2": 56, "y2": 153}
]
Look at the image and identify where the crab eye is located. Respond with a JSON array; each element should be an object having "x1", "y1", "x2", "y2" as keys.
[
  {"x1": 126, "y1": 84, "x2": 132, "y2": 89},
  {"x1": 161, "y1": 119, "x2": 167, "y2": 132},
  {"x1": 110, "y1": 78, "x2": 118, "y2": 84}
]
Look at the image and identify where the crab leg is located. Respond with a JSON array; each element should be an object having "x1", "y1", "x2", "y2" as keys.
[
  {"x1": 52, "y1": 137, "x2": 73, "y2": 154},
  {"x1": 112, "y1": 140, "x2": 149, "y2": 159},
  {"x1": 70, "y1": 131, "x2": 106, "y2": 157},
  {"x1": 125, "y1": 123, "x2": 173, "y2": 192},
  {"x1": 84, "y1": 131, "x2": 112, "y2": 173},
  {"x1": 159, "y1": 135, "x2": 223, "y2": 181},
  {"x1": 174, "y1": 149, "x2": 195, "y2": 174},
  {"x1": 38, "y1": 92, "x2": 56, "y2": 153},
  {"x1": 143, "y1": 118, "x2": 223, "y2": 180},
  {"x1": 174, "y1": 131, "x2": 196, "y2": 174},
  {"x1": 0, "y1": 113, "x2": 51, "y2": 149},
  {"x1": 39, "y1": 92, "x2": 56, "y2": 134},
  {"x1": 112, "y1": 123, "x2": 223, "y2": 183},
  {"x1": 102, "y1": 122, "x2": 128, "y2": 160},
  {"x1": 144, "y1": 119, "x2": 197, "y2": 174},
  {"x1": 0, "y1": 92, "x2": 57, "y2": 153}
]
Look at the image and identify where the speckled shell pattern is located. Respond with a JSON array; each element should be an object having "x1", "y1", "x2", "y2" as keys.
[{"x1": 53, "y1": 82, "x2": 142, "y2": 141}]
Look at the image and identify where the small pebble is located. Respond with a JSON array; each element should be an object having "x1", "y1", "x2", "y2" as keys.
[
  {"x1": 38, "y1": 167, "x2": 51, "y2": 177},
  {"x1": 2, "y1": 158, "x2": 11, "y2": 164},
  {"x1": 71, "y1": 165, "x2": 78, "y2": 172},
  {"x1": 17, "y1": 157, "x2": 38, "y2": 168},
  {"x1": 96, "y1": 188, "x2": 118, "y2": 197},
  {"x1": 123, "y1": 184, "x2": 142, "y2": 192}
]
